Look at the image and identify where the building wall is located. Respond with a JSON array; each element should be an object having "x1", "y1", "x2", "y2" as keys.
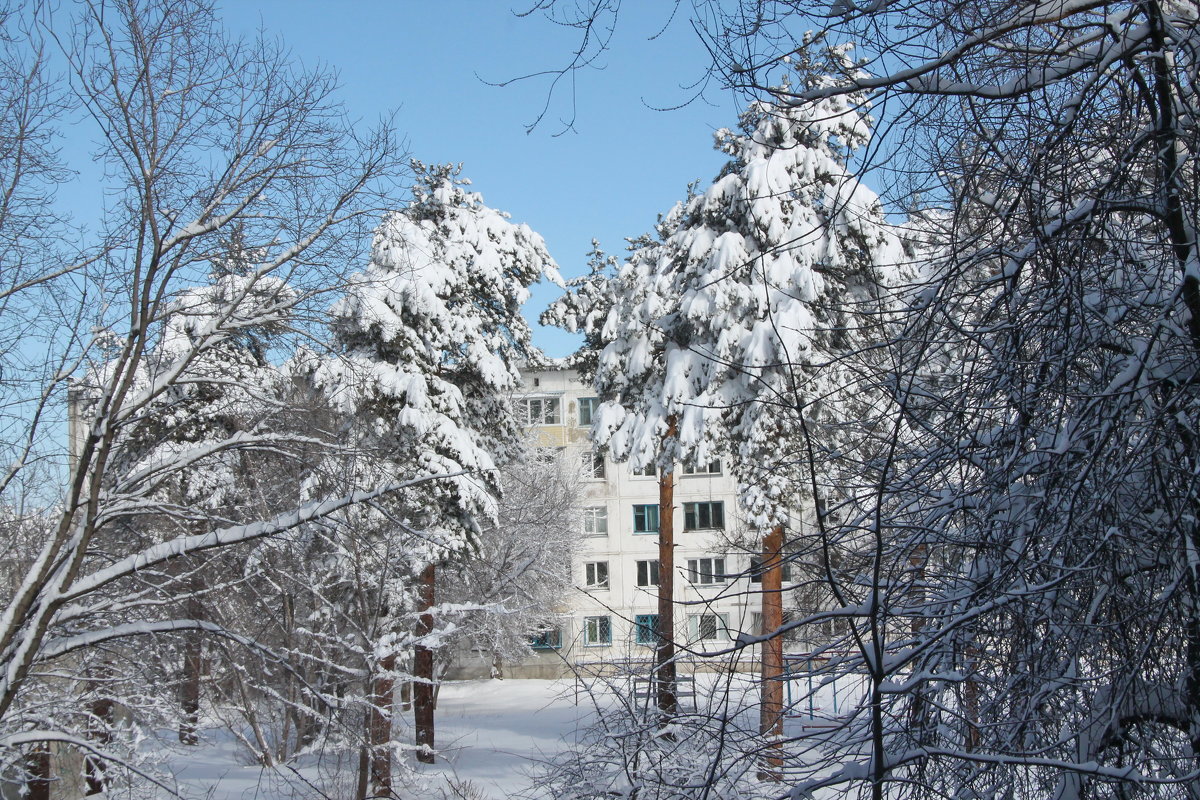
[{"x1": 501, "y1": 365, "x2": 777, "y2": 677}]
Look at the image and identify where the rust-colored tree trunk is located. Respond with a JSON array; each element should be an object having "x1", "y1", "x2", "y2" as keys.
[
  {"x1": 413, "y1": 562, "x2": 437, "y2": 764},
  {"x1": 656, "y1": 419, "x2": 678, "y2": 717},
  {"x1": 367, "y1": 652, "x2": 396, "y2": 793},
  {"x1": 759, "y1": 523, "x2": 785, "y2": 779}
]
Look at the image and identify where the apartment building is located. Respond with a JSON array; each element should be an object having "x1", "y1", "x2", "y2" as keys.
[{"x1": 504, "y1": 364, "x2": 785, "y2": 677}]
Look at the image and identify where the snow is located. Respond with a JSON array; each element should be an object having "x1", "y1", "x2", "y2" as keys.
[
  {"x1": 424, "y1": 679, "x2": 592, "y2": 797},
  {"x1": 164, "y1": 679, "x2": 592, "y2": 799},
  {"x1": 589, "y1": 57, "x2": 904, "y2": 531},
  {"x1": 162, "y1": 673, "x2": 875, "y2": 799}
]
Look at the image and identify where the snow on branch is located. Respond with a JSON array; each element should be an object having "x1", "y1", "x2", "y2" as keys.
[{"x1": 62, "y1": 471, "x2": 466, "y2": 601}]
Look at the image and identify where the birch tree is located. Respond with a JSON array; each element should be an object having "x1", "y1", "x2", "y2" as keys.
[
  {"x1": 434, "y1": 443, "x2": 580, "y2": 679},
  {"x1": 0, "y1": 0, "x2": 404, "y2": 791}
]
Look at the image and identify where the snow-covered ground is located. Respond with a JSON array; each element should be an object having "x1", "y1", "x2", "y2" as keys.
[
  {"x1": 163, "y1": 671, "x2": 864, "y2": 799},
  {"x1": 420, "y1": 678, "x2": 594, "y2": 798},
  {"x1": 166, "y1": 678, "x2": 590, "y2": 799}
]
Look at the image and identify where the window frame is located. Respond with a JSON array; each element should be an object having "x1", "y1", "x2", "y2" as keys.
[
  {"x1": 683, "y1": 501, "x2": 725, "y2": 531},
  {"x1": 584, "y1": 561, "x2": 609, "y2": 589},
  {"x1": 631, "y1": 462, "x2": 656, "y2": 478},
  {"x1": 523, "y1": 396, "x2": 562, "y2": 425},
  {"x1": 636, "y1": 559, "x2": 660, "y2": 587},
  {"x1": 529, "y1": 627, "x2": 562, "y2": 650},
  {"x1": 689, "y1": 612, "x2": 731, "y2": 642},
  {"x1": 583, "y1": 615, "x2": 612, "y2": 646},
  {"x1": 632, "y1": 504, "x2": 660, "y2": 534},
  {"x1": 581, "y1": 451, "x2": 606, "y2": 480},
  {"x1": 582, "y1": 505, "x2": 609, "y2": 537},
  {"x1": 682, "y1": 459, "x2": 722, "y2": 476},
  {"x1": 577, "y1": 396, "x2": 599, "y2": 426},
  {"x1": 634, "y1": 614, "x2": 659, "y2": 646},
  {"x1": 687, "y1": 557, "x2": 727, "y2": 584}
]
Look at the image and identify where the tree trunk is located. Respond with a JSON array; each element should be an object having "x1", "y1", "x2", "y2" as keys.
[
  {"x1": 355, "y1": 734, "x2": 369, "y2": 800},
  {"x1": 85, "y1": 661, "x2": 115, "y2": 795},
  {"x1": 656, "y1": 417, "x2": 677, "y2": 718},
  {"x1": 24, "y1": 744, "x2": 50, "y2": 800},
  {"x1": 759, "y1": 523, "x2": 785, "y2": 780},
  {"x1": 367, "y1": 653, "x2": 395, "y2": 793},
  {"x1": 962, "y1": 644, "x2": 981, "y2": 751},
  {"x1": 414, "y1": 562, "x2": 437, "y2": 764},
  {"x1": 179, "y1": 585, "x2": 203, "y2": 745}
]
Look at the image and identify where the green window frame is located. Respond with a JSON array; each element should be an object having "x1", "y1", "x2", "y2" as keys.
[
  {"x1": 633, "y1": 504, "x2": 659, "y2": 534},
  {"x1": 529, "y1": 628, "x2": 562, "y2": 650},
  {"x1": 634, "y1": 614, "x2": 659, "y2": 646}
]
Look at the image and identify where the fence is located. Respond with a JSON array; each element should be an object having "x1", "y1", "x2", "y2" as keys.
[{"x1": 782, "y1": 652, "x2": 869, "y2": 725}]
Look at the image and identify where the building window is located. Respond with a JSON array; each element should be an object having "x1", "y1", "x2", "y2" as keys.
[
  {"x1": 584, "y1": 561, "x2": 609, "y2": 589},
  {"x1": 633, "y1": 504, "x2": 659, "y2": 534},
  {"x1": 634, "y1": 614, "x2": 659, "y2": 646},
  {"x1": 687, "y1": 557, "x2": 726, "y2": 584},
  {"x1": 686, "y1": 501, "x2": 720, "y2": 532},
  {"x1": 582, "y1": 506, "x2": 608, "y2": 537},
  {"x1": 689, "y1": 612, "x2": 730, "y2": 642},
  {"x1": 750, "y1": 612, "x2": 764, "y2": 636},
  {"x1": 583, "y1": 616, "x2": 612, "y2": 646},
  {"x1": 682, "y1": 459, "x2": 722, "y2": 475},
  {"x1": 578, "y1": 396, "x2": 599, "y2": 426},
  {"x1": 632, "y1": 462, "x2": 656, "y2": 477},
  {"x1": 582, "y1": 451, "x2": 606, "y2": 480},
  {"x1": 523, "y1": 397, "x2": 561, "y2": 425},
  {"x1": 782, "y1": 609, "x2": 797, "y2": 641},
  {"x1": 529, "y1": 627, "x2": 562, "y2": 650},
  {"x1": 683, "y1": 501, "x2": 725, "y2": 531},
  {"x1": 636, "y1": 559, "x2": 660, "y2": 587}
]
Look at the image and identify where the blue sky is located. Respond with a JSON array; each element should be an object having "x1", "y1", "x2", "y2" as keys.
[{"x1": 218, "y1": 2, "x2": 742, "y2": 358}]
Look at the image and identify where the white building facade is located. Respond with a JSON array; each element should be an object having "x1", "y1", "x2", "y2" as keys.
[{"x1": 505, "y1": 364, "x2": 786, "y2": 677}]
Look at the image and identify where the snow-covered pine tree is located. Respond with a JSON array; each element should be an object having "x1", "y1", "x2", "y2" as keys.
[
  {"x1": 307, "y1": 161, "x2": 560, "y2": 785},
  {"x1": 586, "y1": 216, "x2": 698, "y2": 717},
  {"x1": 592, "y1": 46, "x2": 903, "y2": 777},
  {"x1": 540, "y1": 239, "x2": 619, "y2": 380}
]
